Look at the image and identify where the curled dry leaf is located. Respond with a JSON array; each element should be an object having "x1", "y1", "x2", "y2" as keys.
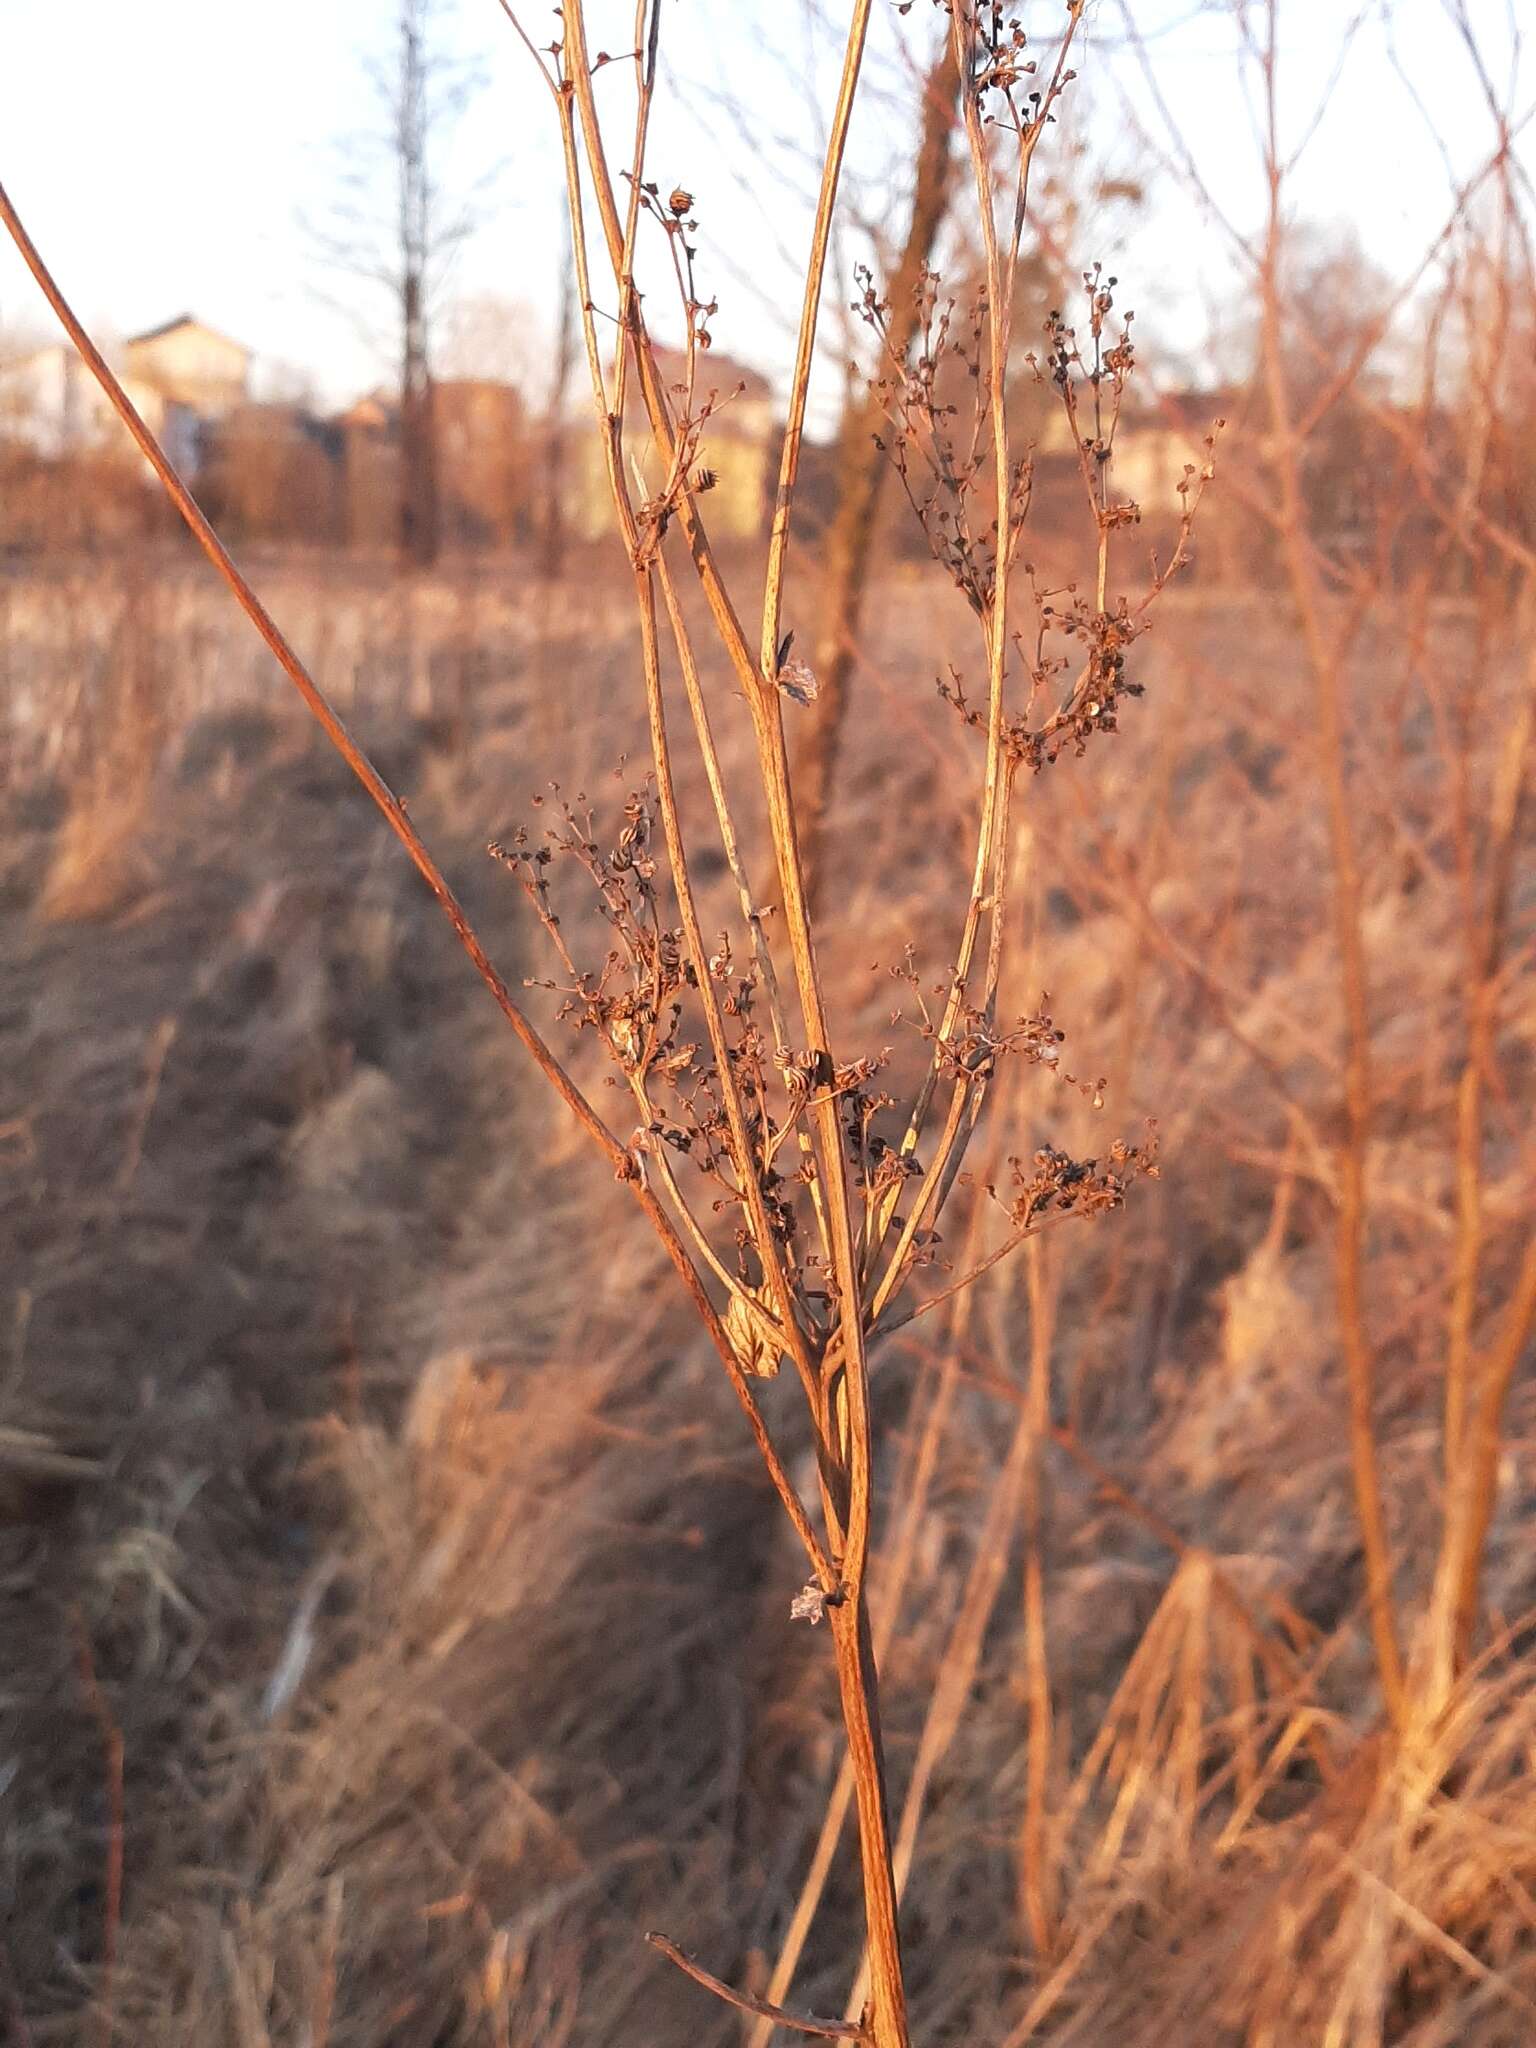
[
  {"x1": 776, "y1": 655, "x2": 820, "y2": 707},
  {"x1": 724, "y1": 1282, "x2": 785, "y2": 1379}
]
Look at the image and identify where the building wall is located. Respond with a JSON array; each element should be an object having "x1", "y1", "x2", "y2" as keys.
[
  {"x1": 0, "y1": 346, "x2": 169, "y2": 460},
  {"x1": 572, "y1": 429, "x2": 769, "y2": 543},
  {"x1": 436, "y1": 380, "x2": 528, "y2": 545},
  {"x1": 1109, "y1": 427, "x2": 1201, "y2": 518},
  {"x1": 0, "y1": 349, "x2": 66, "y2": 453},
  {"x1": 125, "y1": 324, "x2": 249, "y2": 416}
]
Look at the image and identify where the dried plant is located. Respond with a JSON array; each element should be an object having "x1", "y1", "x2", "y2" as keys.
[
  {"x1": 36, "y1": 577, "x2": 168, "y2": 924},
  {"x1": 0, "y1": 4, "x2": 1224, "y2": 2041}
]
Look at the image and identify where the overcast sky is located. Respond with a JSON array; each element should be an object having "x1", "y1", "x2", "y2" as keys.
[{"x1": 0, "y1": 1, "x2": 1527, "y2": 414}]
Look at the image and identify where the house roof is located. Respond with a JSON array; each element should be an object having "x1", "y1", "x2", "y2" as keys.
[
  {"x1": 126, "y1": 314, "x2": 251, "y2": 358},
  {"x1": 337, "y1": 390, "x2": 397, "y2": 431}
]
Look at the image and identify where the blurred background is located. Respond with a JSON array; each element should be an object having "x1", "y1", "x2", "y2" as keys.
[{"x1": 2, "y1": 3, "x2": 1534, "y2": 2043}]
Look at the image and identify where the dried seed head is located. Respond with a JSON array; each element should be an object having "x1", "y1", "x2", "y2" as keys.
[
  {"x1": 791, "y1": 1582, "x2": 828, "y2": 1626},
  {"x1": 668, "y1": 187, "x2": 693, "y2": 218}
]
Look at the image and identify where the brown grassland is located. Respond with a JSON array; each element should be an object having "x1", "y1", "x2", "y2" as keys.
[
  {"x1": 3, "y1": 3, "x2": 1536, "y2": 2043},
  {"x1": 3, "y1": 546, "x2": 1533, "y2": 2044}
]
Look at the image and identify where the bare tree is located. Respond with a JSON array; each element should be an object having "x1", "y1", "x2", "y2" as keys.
[
  {"x1": 310, "y1": 0, "x2": 479, "y2": 569},
  {"x1": 396, "y1": 0, "x2": 440, "y2": 568}
]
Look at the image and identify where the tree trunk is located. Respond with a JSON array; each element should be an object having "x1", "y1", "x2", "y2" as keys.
[
  {"x1": 400, "y1": 270, "x2": 440, "y2": 570},
  {"x1": 398, "y1": 0, "x2": 440, "y2": 571}
]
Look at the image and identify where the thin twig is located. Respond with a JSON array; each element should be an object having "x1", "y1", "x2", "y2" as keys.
[{"x1": 645, "y1": 1934, "x2": 869, "y2": 2041}]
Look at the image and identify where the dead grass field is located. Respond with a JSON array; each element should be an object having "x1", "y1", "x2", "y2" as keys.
[{"x1": 3, "y1": 548, "x2": 1534, "y2": 2045}]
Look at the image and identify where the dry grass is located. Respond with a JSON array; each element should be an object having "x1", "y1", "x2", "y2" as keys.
[
  {"x1": 1, "y1": 555, "x2": 1532, "y2": 2044},
  {"x1": 3, "y1": 3, "x2": 1535, "y2": 2041}
]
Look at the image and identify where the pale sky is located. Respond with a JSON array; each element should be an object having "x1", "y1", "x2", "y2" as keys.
[{"x1": 0, "y1": 1, "x2": 1527, "y2": 415}]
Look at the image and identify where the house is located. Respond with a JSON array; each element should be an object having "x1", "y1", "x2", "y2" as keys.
[
  {"x1": 332, "y1": 378, "x2": 532, "y2": 550},
  {"x1": 435, "y1": 378, "x2": 528, "y2": 544},
  {"x1": 0, "y1": 341, "x2": 168, "y2": 460},
  {"x1": 0, "y1": 314, "x2": 252, "y2": 480},
  {"x1": 1105, "y1": 390, "x2": 1240, "y2": 517},
  {"x1": 572, "y1": 346, "x2": 776, "y2": 543},
  {"x1": 1024, "y1": 387, "x2": 1240, "y2": 522},
  {"x1": 125, "y1": 315, "x2": 253, "y2": 475},
  {"x1": 124, "y1": 315, "x2": 251, "y2": 418}
]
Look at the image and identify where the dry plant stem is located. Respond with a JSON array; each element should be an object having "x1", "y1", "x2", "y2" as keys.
[
  {"x1": 551, "y1": 71, "x2": 631, "y2": 542},
  {"x1": 845, "y1": 1380, "x2": 1035, "y2": 2024},
  {"x1": 750, "y1": 1320, "x2": 971, "y2": 2048},
  {"x1": 549, "y1": 78, "x2": 806, "y2": 1382},
  {"x1": 611, "y1": 0, "x2": 660, "y2": 430},
  {"x1": 899, "y1": 6, "x2": 1015, "y2": 1116},
  {"x1": 1427, "y1": 1235, "x2": 1536, "y2": 1699},
  {"x1": 310, "y1": 1876, "x2": 344, "y2": 2048},
  {"x1": 654, "y1": 555, "x2": 792, "y2": 1048},
  {"x1": 870, "y1": 752, "x2": 1024, "y2": 1325},
  {"x1": 650, "y1": 539, "x2": 831, "y2": 1255},
  {"x1": 645, "y1": 1935, "x2": 868, "y2": 2041},
  {"x1": 866, "y1": 4, "x2": 1088, "y2": 1278},
  {"x1": 1019, "y1": 1236, "x2": 1058, "y2": 1956},
  {"x1": 758, "y1": 0, "x2": 875, "y2": 681},
  {"x1": 558, "y1": 3, "x2": 873, "y2": 1389},
  {"x1": 561, "y1": 0, "x2": 871, "y2": 1363},
  {"x1": 568, "y1": 0, "x2": 867, "y2": 1514},
  {"x1": 553, "y1": 4, "x2": 769, "y2": 691},
  {"x1": 1433, "y1": 634, "x2": 1536, "y2": 1679},
  {"x1": 876, "y1": 1208, "x2": 1073, "y2": 1341},
  {"x1": 1443, "y1": 630, "x2": 1535, "y2": 1485},
  {"x1": 548, "y1": 14, "x2": 909, "y2": 2039},
  {"x1": 797, "y1": 36, "x2": 961, "y2": 911},
  {"x1": 1256, "y1": 39, "x2": 1405, "y2": 1728},
  {"x1": 0, "y1": 174, "x2": 835, "y2": 1593},
  {"x1": 632, "y1": 568, "x2": 822, "y2": 1410},
  {"x1": 116, "y1": 1014, "x2": 178, "y2": 1193}
]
